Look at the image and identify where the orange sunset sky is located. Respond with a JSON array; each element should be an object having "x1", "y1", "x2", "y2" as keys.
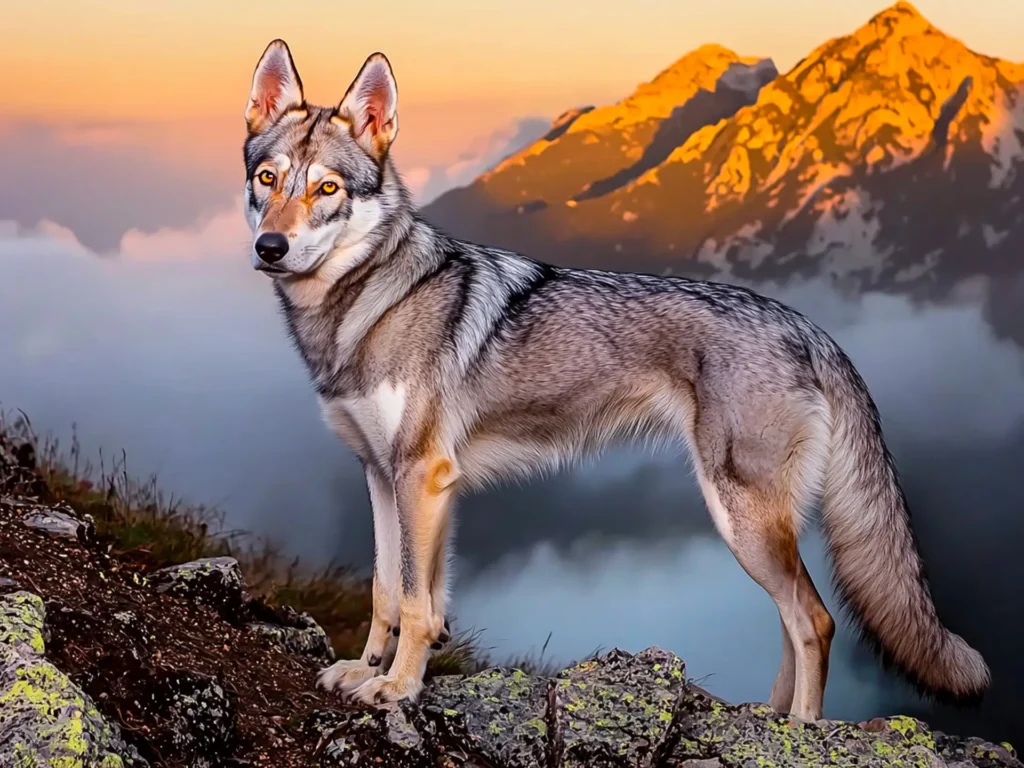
[{"x1": 2, "y1": 0, "x2": 1022, "y2": 249}]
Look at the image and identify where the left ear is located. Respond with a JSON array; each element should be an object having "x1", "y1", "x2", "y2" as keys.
[{"x1": 338, "y1": 52, "x2": 399, "y2": 160}]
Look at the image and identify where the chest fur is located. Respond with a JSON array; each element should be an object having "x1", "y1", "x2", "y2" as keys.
[{"x1": 319, "y1": 381, "x2": 408, "y2": 469}]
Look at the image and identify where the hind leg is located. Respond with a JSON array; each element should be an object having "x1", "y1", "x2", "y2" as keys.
[
  {"x1": 698, "y1": 474, "x2": 835, "y2": 720},
  {"x1": 769, "y1": 612, "x2": 795, "y2": 713},
  {"x1": 428, "y1": 515, "x2": 453, "y2": 651}
]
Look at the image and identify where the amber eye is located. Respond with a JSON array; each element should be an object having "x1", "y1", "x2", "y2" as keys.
[
  {"x1": 257, "y1": 170, "x2": 276, "y2": 186},
  {"x1": 319, "y1": 181, "x2": 339, "y2": 196}
]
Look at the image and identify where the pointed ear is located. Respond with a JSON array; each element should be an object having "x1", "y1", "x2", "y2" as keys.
[
  {"x1": 338, "y1": 53, "x2": 398, "y2": 160},
  {"x1": 245, "y1": 39, "x2": 304, "y2": 135}
]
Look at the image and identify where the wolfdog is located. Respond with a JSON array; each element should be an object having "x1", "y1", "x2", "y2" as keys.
[{"x1": 240, "y1": 39, "x2": 990, "y2": 718}]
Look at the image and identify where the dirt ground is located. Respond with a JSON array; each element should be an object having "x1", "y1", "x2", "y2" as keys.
[{"x1": 0, "y1": 494, "x2": 353, "y2": 767}]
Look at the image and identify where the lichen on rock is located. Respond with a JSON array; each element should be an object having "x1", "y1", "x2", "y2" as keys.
[
  {"x1": 150, "y1": 556, "x2": 247, "y2": 620},
  {"x1": 143, "y1": 669, "x2": 238, "y2": 762},
  {"x1": 304, "y1": 645, "x2": 1020, "y2": 768},
  {"x1": 668, "y1": 691, "x2": 1020, "y2": 768},
  {"x1": 420, "y1": 666, "x2": 551, "y2": 768},
  {"x1": 245, "y1": 602, "x2": 335, "y2": 661},
  {"x1": 551, "y1": 647, "x2": 686, "y2": 767},
  {"x1": 0, "y1": 591, "x2": 147, "y2": 767},
  {"x1": 308, "y1": 706, "x2": 434, "y2": 768}
]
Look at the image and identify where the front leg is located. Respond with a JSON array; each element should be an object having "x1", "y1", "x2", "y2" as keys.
[
  {"x1": 318, "y1": 467, "x2": 400, "y2": 694},
  {"x1": 351, "y1": 451, "x2": 459, "y2": 705}
]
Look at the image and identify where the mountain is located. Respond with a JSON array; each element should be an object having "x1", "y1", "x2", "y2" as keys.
[{"x1": 422, "y1": 2, "x2": 1024, "y2": 306}]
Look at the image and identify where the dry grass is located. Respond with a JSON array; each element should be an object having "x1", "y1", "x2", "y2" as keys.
[{"x1": 0, "y1": 409, "x2": 579, "y2": 676}]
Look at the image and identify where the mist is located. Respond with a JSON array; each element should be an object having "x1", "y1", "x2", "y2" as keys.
[{"x1": 1, "y1": 220, "x2": 1023, "y2": 744}]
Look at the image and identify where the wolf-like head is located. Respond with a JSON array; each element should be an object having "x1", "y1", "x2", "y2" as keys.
[{"x1": 242, "y1": 40, "x2": 401, "y2": 278}]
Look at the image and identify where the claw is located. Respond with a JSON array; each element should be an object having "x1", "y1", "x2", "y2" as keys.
[{"x1": 438, "y1": 617, "x2": 451, "y2": 644}]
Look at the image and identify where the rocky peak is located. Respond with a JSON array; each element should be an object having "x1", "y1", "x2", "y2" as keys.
[
  {"x1": 567, "y1": 45, "x2": 776, "y2": 135},
  {"x1": 633, "y1": 1, "x2": 1024, "y2": 222},
  {"x1": 459, "y1": 45, "x2": 777, "y2": 209},
  {"x1": 861, "y1": 1, "x2": 932, "y2": 40}
]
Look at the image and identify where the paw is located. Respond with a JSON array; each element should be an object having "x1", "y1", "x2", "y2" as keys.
[
  {"x1": 317, "y1": 659, "x2": 381, "y2": 695},
  {"x1": 350, "y1": 673, "x2": 424, "y2": 706},
  {"x1": 787, "y1": 708, "x2": 824, "y2": 724},
  {"x1": 429, "y1": 617, "x2": 451, "y2": 651}
]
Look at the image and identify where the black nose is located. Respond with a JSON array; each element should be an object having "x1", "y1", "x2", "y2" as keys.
[{"x1": 255, "y1": 232, "x2": 289, "y2": 263}]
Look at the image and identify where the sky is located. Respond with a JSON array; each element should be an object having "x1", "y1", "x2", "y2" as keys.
[{"x1": 3, "y1": 1, "x2": 1023, "y2": 207}]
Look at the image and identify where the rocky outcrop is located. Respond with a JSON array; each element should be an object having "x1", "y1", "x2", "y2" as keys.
[
  {"x1": 150, "y1": 555, "x2": 336, "y2": 661},
  {"x1": 0, "y1": 591, "x2": 147, "y2": 767},
  {"x1": 150, "y1": 555, "x2": 248, "y2": 619},
  {"x1": 4, "y1": 581, "x2": 1019, "y2": 768},
  {"x1": 303, "y1": 647, "x2": 1020, "y2": 767}
]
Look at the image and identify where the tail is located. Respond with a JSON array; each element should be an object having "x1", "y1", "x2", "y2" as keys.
[{"x1": 809, "y1": 333, "x2": 990, "y2": 702}]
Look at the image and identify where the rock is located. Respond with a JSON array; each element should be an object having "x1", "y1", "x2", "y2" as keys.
[
  {"x1": 20, "y1": 505, "x2": 95, "y2": 543},
  {"x1": 150, "y1": 556, "x2": 247, "y2": 620},
  {"x1": 550, "y1": 647, "x2": 685, "y2": 767},
  {"x1": 1, "y1": 565, "x2": 1018, "y2": 768},
  {"x1": 420, "y1": 666, "x2": 551, "y2": 768},
  {"x1": 0, "y1": 577, "x2": 21, "y2": 594},
  {"x1": 668, "y1": 690, "x2": 1022, "y2": 768},
  {"x1": 0, "y1": 437, "x2": 43, "y2": 496},
  {"x1": 0, "y1": 590, "x2": 46, "y2": 657},
  {"x1": 245, "y1": 601, "x2": 335, "y2": 661},
  {"x1": 248, "y1": 618, "x2": 335, "y2": 661},
  {"x1": 307, "y1": 707, "x2": 434, "y2": 768},
  {"x1": 142, "y1": 669, "x2": 238, "y2": 763},
  {"x1": 0, "y1": 590, "x2": 147, "y2": 766},
  {"x1": 934, "y1": 734, "x2": 1019, "y2": 768}
]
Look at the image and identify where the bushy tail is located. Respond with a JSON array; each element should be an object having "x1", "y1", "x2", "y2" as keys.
[{"x1": 810, "y1": 336, "x2": 990, "y2": 702}]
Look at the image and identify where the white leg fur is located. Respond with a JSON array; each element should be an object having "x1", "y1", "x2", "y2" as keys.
[{"x1": 318, "y1": 469, "x2": 401, "y2": 693}]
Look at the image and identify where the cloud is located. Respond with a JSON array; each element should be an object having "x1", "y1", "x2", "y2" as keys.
[
  {"x1": 116, "y1": 196, "x2": 250, "y2": 262},
  {"x1": 1, "y1": 194, "x2": 251, "y2": 267},
  {"x1": 0, "y1": 112, "x2": 552, "y2": 254},
  {"x1": 0, "y1": 118, "x2": 241, "y2": 254},
  {"x1": 1, "y1": 113, "x2": 550, "y2": 263},
  {"x1": 404, "y1": 116, "x2": 551, "y2": 204}
]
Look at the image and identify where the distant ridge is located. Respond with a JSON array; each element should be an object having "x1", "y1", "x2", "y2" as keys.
[{"x1": 423, "y1": 1, "x2": 1024, "y2": 305}]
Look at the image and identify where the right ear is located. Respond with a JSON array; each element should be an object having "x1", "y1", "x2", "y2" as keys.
[{"x1": 245, "y1": 39, "x2": 304, "y2": 135}]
